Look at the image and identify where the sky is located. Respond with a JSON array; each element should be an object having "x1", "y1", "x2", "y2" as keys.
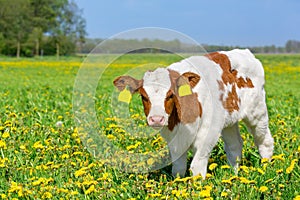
[{"x1": 74, "y1": 0, "x2": 300, "y2": 46}]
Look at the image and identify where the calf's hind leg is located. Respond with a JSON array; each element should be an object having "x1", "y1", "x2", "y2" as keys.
[
  {"x1": 243, "y1": 96, "x2": 274, "y2": 159},
  {"x1": 221, "y1": 123, "x2": 243, "y2": 170},
  {"x1": 244, "y1": 116, "x2": 274, "y2": 159}
]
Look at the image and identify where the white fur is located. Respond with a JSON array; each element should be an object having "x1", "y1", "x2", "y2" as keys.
[
  {"x1": 143, "y1": 49, "x2": 274, "y2": 178},
  {"x1": 143, "y1": 68, "x2": 171, "y2": 125}
]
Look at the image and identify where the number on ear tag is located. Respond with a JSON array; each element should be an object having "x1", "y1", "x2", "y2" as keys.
[
  {"x1": 118, "y1": 88, "x2": 132, "y2": 103},
  {"x1": 178, "y1": 84, "x2": 192, "y2": 97}
]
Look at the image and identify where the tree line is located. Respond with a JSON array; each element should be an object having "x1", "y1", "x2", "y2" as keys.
[
  {"x1": 79, "y1": 39, "x2": 300, "y2": 54},
  {"x1": 0, "y1": 0, "x2": 299, "y2": 57},
  {"x1": 0, "y1": 0, "x2": 86, "y2": 57}
]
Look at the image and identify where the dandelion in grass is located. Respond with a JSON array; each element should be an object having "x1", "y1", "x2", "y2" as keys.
[
  {"x1": 0, "y1": 142, "x2": 7, "y2": 151},
  {"x1": 221, "y1": 179, "x2": 232, "y2": 185},
  {"x1": 293, "y1": 195, "x2": 300, "y2": 200},
  {"x1": 286, "y1": 159, "x2": 298, "y2": 174},
  {"x1": 261, "y1": 158, "x2": 269, "y2": 163},
  {"x1": 221, "y1": 191, "x2": 229, "y2": 197},
  {"x1": 257, "y1": 168, "x2": 265, "y2": 175},
  {"x1": 208, "y1": 163, "x2": 218, "y2": 171},
  {"x1": 259, "y1": 186, "x2": 268, "y2": 192},
  {"x1": 221, "y1": 165, "x2": 230, "y2": 169},
  {"x1": 85, "y1": 185, "x2": 96, "y2": 195},
  {"x1": 272, "y1": 154, "x2": 285, "y2": 161},
  {"x1": 2, "y1": 131, "x2": 10, "y2": 138}
]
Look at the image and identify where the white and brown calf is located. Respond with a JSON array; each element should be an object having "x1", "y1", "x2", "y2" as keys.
[{"x1": 113, "y1": 49, "x2": 274, "y2": 178}]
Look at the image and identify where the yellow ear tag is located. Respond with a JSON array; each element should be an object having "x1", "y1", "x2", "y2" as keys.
[
  {"x1": 118, "y1": 88, "x2": 132, "y2": 104},
  {"x1": 178, "y1": 84, "x2": 192, "y2": 97}
]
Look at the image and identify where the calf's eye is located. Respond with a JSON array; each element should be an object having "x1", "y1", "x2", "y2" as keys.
[{"x1": 165, "y1": 91, "x2": 174, "y2": 101}]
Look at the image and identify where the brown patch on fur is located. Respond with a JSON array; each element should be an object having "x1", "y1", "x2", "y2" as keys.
[
  {"x1": 165, "y1": 70, "x2": 202, "y2": 131},
  {"x1": 222, "y1": 85, "x2": 239, "y2": 113},
  {"x1": 237, "y1": 77, "x2": 254, "y2": 88},
  {"x1": 198, "y1": 99, "x2": 203, "y2": 118},
  {"x1": 139, "y1": 87, "x2": 151, "y2": 116},
  {"x1": 176, "y1": 93, "x2": 201, "y2": 124},
  {"x1": 205, "y1": 52, "x2": 254, "y2": 113}
]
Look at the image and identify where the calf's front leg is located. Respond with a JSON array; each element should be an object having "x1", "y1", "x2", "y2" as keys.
[
  {"x1": 170, "y1": 150, "x2": 187, "y2": 177},
  {"x1": 190, "y1": 151, "x2": 209, "y2": 178}
]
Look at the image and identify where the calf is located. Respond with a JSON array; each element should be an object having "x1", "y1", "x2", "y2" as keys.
[{"x1": 113, "y1": 49, "x2": 274, "y2": 178}]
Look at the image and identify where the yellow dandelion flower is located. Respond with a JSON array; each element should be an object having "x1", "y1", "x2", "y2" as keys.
[
  {"x1": 221, "y1": 179, "x2": 232, "y2": 185},
  {"x1": 276, "y1": 169, "x2": 283, "y2": 174},
  {"x1": 221, "y1": 165, "x2": 231, "y2": 169},
  {"x1": 73, "y1": 151, "x2": 84, "y2": 156},
  {"x1": 42, "y1": 191, "x2": 53, "y2": 199},
  {"x1": 278, "y1": 184, "x2": 285, "y2": 188},
  {"x1": 84, "y1": 185, "x2": 96, "y2": 195},
  {"x1": 239, "y1": 177, "x2": 256, "y2": 184},
  {"x1": 259, "y1": 186, "x2": 268, "y2": 192},
  {"x1": 199, "y1": 189, "x2": 211, "y2": 198},
  {"x1": 0, "y1": 140, "x2": 7, "y2": 149},
  {"x1": 110, "y1": 188, "x2": 117, "y2": 193},
  {"x1": 74, "y1": 169, "x2": 86, "y2": 177},
  {"x1": 145, "y1": 182, "x2": 154, "y2": 188},
  {"x1": 239, "y1": 166, "x2": 249, "y2": 173},
  {"x1": 192, "y1": 174, "x2": 202, "y2": 181},
  {"x1": 58, "y1": 188, "x2": 69, "y2": 193},
  {"x1": 106, "y1": 134, "x2": 116, "y2": 140},
  {"x1": 33, "y1": 141, "x2": 44, "y2": 149},
  {"x1": 61, "y1": 154, "x2": 69, "y2": 159},
  {"x1": 70, "y1": 190, "x2": 79, "y2": 196},
  {"x1": 20, "y1": 145, "x2": 26, "y2": 150},
  {"x1": 209, "y1": 163, "x2": 218, "y2": 171},
  {"x1": 221, "y1": 191, "x2": 228, "y2": 197},
  {"x1": 272, "y1": 154, "x2": 285, "y2": 161},
  {"x1": 293, "y1": 195, "x2": 300, "y2": 200},
  {"x1": 257, "y1": 168, "x2": 265, "y2": 175},
  {"x1": 206, "y1": 173, "x2": 213, "y2": 178},
  {"x1": 148, "y1": 193, "x2": 162, "y2": 197},
  {"x1": 229, "y1": 175, "x2": 238, "y2": 181},
  {"x1": 261, "y1": 158, "x2": 269, "y2": 163},
  {"x1": 2, "y1": 132, "x2": 10, "y2": 138},
  {"x1": 147, "y1": 158, "x2": 155, "y2": 165},
  {"x1": 286, "y1": 159, "x2": 298, "y2": 174},
  {"x1": 137, "y1": 175, "x2": 144, "y2": 179},
  {"x1": 174, "y1": 176, "x2": 192, "y2": 183},
  {"x1": 8, "y1": 182, "x2": 22, "y2": 193}
]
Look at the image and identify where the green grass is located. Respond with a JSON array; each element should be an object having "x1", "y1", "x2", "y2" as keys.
[{"x1": 0, "y1": 54, "x2": 299, "y2": 199}]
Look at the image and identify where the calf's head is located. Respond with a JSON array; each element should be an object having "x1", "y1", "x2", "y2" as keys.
[{"x1": 113, "y1": 68, "x2": 202, "y2": 131}]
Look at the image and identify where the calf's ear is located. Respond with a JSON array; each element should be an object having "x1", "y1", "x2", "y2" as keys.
[
  {"x1": 113, "y1": 76, "x2": 143, "y2": 94},
  {"x1": 181, "y1": 72, "x2": 200, "y2": 88},
  {"x1": 175, "y1": 72, "x2": 200, "y2": 97}
]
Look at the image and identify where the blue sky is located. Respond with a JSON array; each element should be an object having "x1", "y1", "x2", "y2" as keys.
[{"x1": 74, "y1": 0, "x2": 300, "y2": 46}]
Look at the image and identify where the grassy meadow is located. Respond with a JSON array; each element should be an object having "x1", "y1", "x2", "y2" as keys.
[{"x1": 0, "y1": 53, "x2": 299, "y2": 199}]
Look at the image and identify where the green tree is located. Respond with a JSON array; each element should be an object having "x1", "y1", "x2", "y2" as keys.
[
  {"x1": 0, "y1": 0, "x2": 86, "y2": 57},
  {"x1": 0, "y1": 0, "x2": 31, "y2": 57}
]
